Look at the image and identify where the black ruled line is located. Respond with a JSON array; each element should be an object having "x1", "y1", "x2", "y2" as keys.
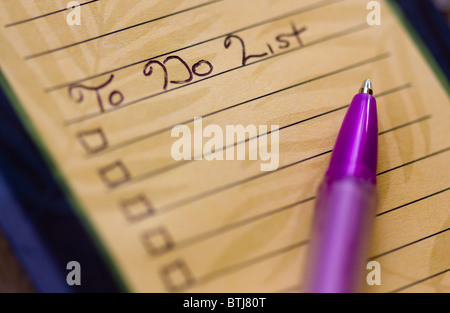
[
  {"x1": 276, "y1": 245, "x2": 450, "y2": 294},
  {"x1": 378, "y1": 115, "x2": 432, "y2": 135},
  {"x1": 45, "y1": 0, "x2": 348, "y2": 91},
  {"x1": 390, "y1": 269, "x2": 450, "y2": 293},
  {"x1": 174, "y1": 197, "x2": 315, "y2": 251},
  {"x1": 150, "y1": 127, "x2": 440, "y2": 253},
  {"x1": 160, "y1": 149, "x2": 448, "y2": 288},
  {"x1": 371, "y1": 228, "x2": 450, "y2": 260},
  {"x1": 156, "y1": 169, "x2": 444, "y2": 254},
  {"x1": 105, "y1": 79, "x2": 407, "y2": 191},
  {"x1": 188, "y1": 227, "x2": 450, "y2": 290},
  {"x1": 158, "y1": 150, "x2": 332, "y2": 214},
  {"x1": 377, "y1": 147, "x2": 450, "y2": 176},
  {"x1": 194, "y1": 240, "x2": 310, "y2": 288},
  {"x1": 65, "y1": 23, "x2": 373, "y2": 125},
  {"x1": 134, "y1": 85, "x2": 411, "y2": 208},
  {"x1": 377, "y1": 188, "x2": 449, "y2": 217},
  {"x1": 156, "y1": 143, "x2": 444, "y2": 216},
  {"x1": 98, "y1": 83, "x2": 418, "y2": 194},
  {"x1": 275, "y1": 285, "x2": 302, "y2": 293},
  {"x1": 169, "y1": 170, "x2": 443, "y2": 254},
  {"x1": 169, "y1": 148, "x2": 448, "y2": 288},
  {"x1": 5, "y1": 0, "x2": 99, "y2": 28},
  {"x1": 24, "y1": 0, "x2": 224, "y2": 60}
]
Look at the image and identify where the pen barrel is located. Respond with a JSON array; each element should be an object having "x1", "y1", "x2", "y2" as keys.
[{"x1": 304, "y1": 176, "x2": 377, "y2": 293}]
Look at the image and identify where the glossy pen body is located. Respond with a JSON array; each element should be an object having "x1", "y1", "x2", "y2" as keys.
[{"x1": 305, "y1": 80, "x2": 378, "y2": 293}]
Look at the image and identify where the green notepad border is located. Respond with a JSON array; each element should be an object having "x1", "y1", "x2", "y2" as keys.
[
  {"x1": 0, "y1": 68, "x2": 130, "y2": 293},
  {"x1": 386, "y1": 0, "x2": 450, "y2": 96},
  {"x1": 0, "y1": 0, "x2": 448, "y2": 293}
]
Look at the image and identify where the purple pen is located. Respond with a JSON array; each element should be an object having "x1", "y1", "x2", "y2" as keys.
[{"x1": 304, "y1": 79, "x2": 378, "y2": 293}]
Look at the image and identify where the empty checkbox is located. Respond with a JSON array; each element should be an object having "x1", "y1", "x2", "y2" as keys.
[
  {"x1": 142, "y1": 227, "x2": 174, "y2": 256},
  {"x1": 77, "y1": 128, "x2": 108, "y2": 153},
  {"x1": 160, "y1": 259, "x2": 195, "y2": 292},
  {"x1": 98, "y1": 160, "x2": 131, "y2": 188},
  {"x1": 121, "y1": 194, "x2": 155, "y2": 222}
]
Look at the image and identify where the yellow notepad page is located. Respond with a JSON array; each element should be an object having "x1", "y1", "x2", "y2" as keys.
[{"x1": 0, "y1": 0, "x2": 448, "y2": 292}]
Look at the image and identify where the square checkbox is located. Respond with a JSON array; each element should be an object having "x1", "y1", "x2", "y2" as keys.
[
  {"x1": 77, "y1": 128, "x2": 108, "y2": 153},
  {"x1": 142, "y1": 227, "x2": 174, "y2": 256},
  {"x1": 121, "y1": 194, "x2": 154, "y2": 222},
  {"x1": 98, "y1": 160, "x2": 131, "y2": 188},
  {"x1": 160, "y1": 259, "x2": 195, "y2": 292}
]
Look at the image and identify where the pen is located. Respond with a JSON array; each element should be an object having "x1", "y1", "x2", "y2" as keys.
[{"x1": 304, "y1": 79, "x2": 378, "y2": 293}]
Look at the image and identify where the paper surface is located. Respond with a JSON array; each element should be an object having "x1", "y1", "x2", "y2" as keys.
[{"x1": 0, "y1": 0, "x2": 449, "y2": 292}]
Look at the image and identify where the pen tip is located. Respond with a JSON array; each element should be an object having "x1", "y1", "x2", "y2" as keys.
[{"x1": 359, "y1": 79, "x2": 373, "y2": 95}]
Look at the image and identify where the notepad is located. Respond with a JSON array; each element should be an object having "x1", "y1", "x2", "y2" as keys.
[{"x1": 0, "y1": 0, "x2": 448, "y2": 292}]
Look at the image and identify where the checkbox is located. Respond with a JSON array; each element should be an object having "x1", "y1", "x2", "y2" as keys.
[
  {"x1": 98, "y1": 160, "x2": 131, "y2": 188},
  {"x1": 142, "y1": 227, "x2": 174, "y2": 256},
  {"x1": 160, "y1": 259, "x2": 195, "y2": 292},
  {"x1": 77, "y1": 128, "x2": 108, "y2": 153},
  {"x1": 121, "y1": 194, "x2": 154, "y2": 222}
]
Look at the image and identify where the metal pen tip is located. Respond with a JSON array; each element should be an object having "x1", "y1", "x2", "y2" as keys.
[{"x1": 359, "y1": 79, "x2": 373, "y2": 95}]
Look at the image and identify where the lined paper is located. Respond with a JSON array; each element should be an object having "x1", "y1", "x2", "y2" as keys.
[{"x1": 0, "y1": 0, "x2": 449, "y2": 292}]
